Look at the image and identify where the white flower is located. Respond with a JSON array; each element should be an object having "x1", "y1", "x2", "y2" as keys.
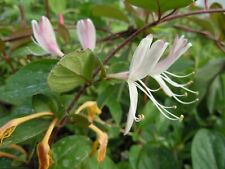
[
  {"x1": 76, "y1": 18, "x2": 96, "y2": 51},
  {"x1": 31, "y1": 16, "x2": 64, "y2": 57},
  {"x1": 108, "y1": 34, "x2": 198, "y2": 135}
]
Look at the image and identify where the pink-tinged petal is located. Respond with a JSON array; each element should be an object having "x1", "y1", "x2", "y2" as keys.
[
  {"x1": 129, "y1": 39, "x2": 168, "y2": 81},
  {"x1": 152, "y1": 75, "x2": 173, "y2": 97},
  {"x1": 31, "y1": 16, "x2": 64, "y2": 57},
  {"x1": 129, "y1": 34, "x2": 153, "y2": 76},
  {"x1": 151, "y1": 36, "x2": 191, "y2": 75},
  {"x1": 124, "y1": 81, "x2": 138, "y2": 135},
  {"x1": 40, "y1": 16, "x2": 57, "y2": 43},
  {"x1": 77, "y1": 18, "x2": 96, "y2": 51}
]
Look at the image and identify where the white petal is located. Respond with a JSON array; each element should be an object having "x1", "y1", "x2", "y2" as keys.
[
  {"x1": 152, "y1": 75, "x2": 173, "y2": 97},
  {"x1": 129, "y1": 34, "x2": 153, "y2": 74},
  {"x1": 31, "y1": 20, "x2": 47, "y2": 51},
  {"x1": 151, "y1": 36, "x2": 191, "y2": 75},
  {"x1": 129, "y1": 40, "x2": 168, "y2": 81},
  {"x1": 124, "y1": 81, "x2": 138, "y2": 135}
]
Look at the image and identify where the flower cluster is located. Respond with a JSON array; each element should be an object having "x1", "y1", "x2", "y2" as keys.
[
  {"x1": 108, "y1": 34, "x2": 198, "y2": 134},
  {"x1": 31, "y1": 16, "x2": 96, "y2": 57}
]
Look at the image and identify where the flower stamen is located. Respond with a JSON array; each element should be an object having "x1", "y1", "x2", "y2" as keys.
[
  {"x1": 135, "y1": 81, "x2": 182, "y2": 121},
  {"x1": 160, "y1": 74, "x2": 199, "y2": 95},
  {"x1": 165, "y1": 71, "x2": 195, "y2": 78}
]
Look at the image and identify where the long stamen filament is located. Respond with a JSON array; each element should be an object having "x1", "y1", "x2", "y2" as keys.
[
  {"x1": 161, "y1": 74, "x2": 199, "y2": 95},
  {"x1": 173, "y1": 96, "x2": 199, "y2": 104},
  {"x1": 161, "y1": 74, "x2": 192, "y2": 87},
  {"x1": 164, "y1": 71, "x2": 195, "y2": 78},
  {"x1": 139, "y1": 80, "x2": 177, "y2": 109},
  {"x1": 135, "y1": 81, "x2": 183, "y2": 121}
]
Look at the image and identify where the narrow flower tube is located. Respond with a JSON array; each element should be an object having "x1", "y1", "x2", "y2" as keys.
[
  {"x1": 76, "y1": 18, "x2": 96, "y2": 51},
  {"x1": 31, "y1": 16, "x2": 64, "y2": 57},
  {"x1": 89, "y1": 124, "x2": 108, "y2": 162},
  {"x1": 37, "y1": 118, "x2": 58, "y2": 169},
  {"x1": 75, "y1": 101, "x2": 107, "y2": 161},
  {"x1": 75, "y1": 101, "x2": 101, "y2": 122},
  {"x1": 0, "y1": 112, "x2": 53, "y2": 143}
]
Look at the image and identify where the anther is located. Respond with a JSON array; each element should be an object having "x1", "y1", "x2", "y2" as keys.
[
  {"x1": 187, "y1": 81, "x2": 193, "y2": 85},
  {"x1": 179, "y1": 115, "x2": 184, "y2": 122}
]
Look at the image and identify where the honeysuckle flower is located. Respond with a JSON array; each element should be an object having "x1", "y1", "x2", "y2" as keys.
[
  {"x1": 75, "y1": 101, "x2": 107, "y2": 162},
  {"x1": 75, "y1": 101, "x2": 101, "y2": 122},
  {"x1": 88, "y1": 124, "x2": 108, "y2": 162},
  {"x1": 31, "y1": 16, "x2": 64, "y2": 57},
  {"x1": 76, "y1": 19, "x2": 96, "y2": 51},
  {"x1": 37, "y1": 118, "x2": 58, "y2": 169},
  {"x1": 107, "y1": 34, "x2": 198, "y2": 135},
  {"x1": 0, "y1": 112, "x2": 53, "y2": 143}
]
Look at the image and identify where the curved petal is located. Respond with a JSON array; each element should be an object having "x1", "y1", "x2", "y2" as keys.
[
  {"x1": 152, "y1": 75, "x2": 173, "y2": 97},
  {"x1": 129, "y1": 40, "x2": 168, "y2": 81},
  {"x1": 129, "y1": 34, "x2": 153, "y2": 75},
  {"x1": 124, "y1": 81, "x2": 138, "y2": 135},
  {"x1": 151, "y1": 36, "x2": 191, "y2": 75},
  {"x1": 40, "y1": 16, "x2": 57, "y2": 44},
  {"x1": 31, "y1": 20, "x2": 45, "y2": 49}
]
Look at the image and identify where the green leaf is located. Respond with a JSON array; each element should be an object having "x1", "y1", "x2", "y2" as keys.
[
  {"x1": 126, "y1": 0, "x2": 193, "y2": 13},
  {"x1": 0, "y1": 39, "x2": 5, "y2": 52},
  {"x1": 69, "y1": 114, "x2": 91, "y2": 128},
  {"x1": 92, "y1": 5, "x2": 129, "y2": 22},
  {"x1": 207, "y1": 77, "x2": 220, "y2": 113},
  {"x1": 51, "y1": 135, "x2": 91, "y2": 169},
  {"x1": 48, "y1": 49, "x2": 102, "y2": 93},
  {"x1": 129, "y1": 145, "x2": 142, "y2": 169},
  {"x1": 57, "y1": 24, "x2": 70, "y2": 44},
  {"x1": 192, "y1": 129, "x2": 225, "y2": 169},
  {"x1": 195, "y1": 58, "x2": 225, "y2": 100},
  {"x1": 210, "y1": 3, "x2": 225, "y2": 40},
  {"x1": 49, "y1": 0, "x2": 67, "y2": 14},
  {"x1": 80, "y1": 156, "x2": 118, "y2": 169},
  {"x1": 105, "y1": 95, "x2": 123, "y2": 125},
  {"x1": 32, "y1": 94, "x2": 59, "y2": 113},
  {"x1": 137, "y1": 144, "x2": 179, "y2": 169},
  {"x1": 0, "y1": 119, "x2": 50, "y2": 148},
  {"x1": 0, "y1": 59, "x2": 57, "y2": 104}
]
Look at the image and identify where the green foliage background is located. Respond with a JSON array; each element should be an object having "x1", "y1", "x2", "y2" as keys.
[{"x1": 0, "y1": 0, "x2": 225, "y2": 169}]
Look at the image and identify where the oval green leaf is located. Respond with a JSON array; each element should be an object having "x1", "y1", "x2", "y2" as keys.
[
  {"x1": 0, "y1": 59, "x2": 57, "y2": 104},
  {"x1": 192, "y1": 129, "x2": 225, "y2": 169},
  {"x1": 92, "y1": 5, "x2": 129, "y2": 22},
  {"x1": 51, "y1": 135, "x2": 91, "y2": 169},
  {"x1": 48, "y1": 50, "x2": 101, "y2": 93}
]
